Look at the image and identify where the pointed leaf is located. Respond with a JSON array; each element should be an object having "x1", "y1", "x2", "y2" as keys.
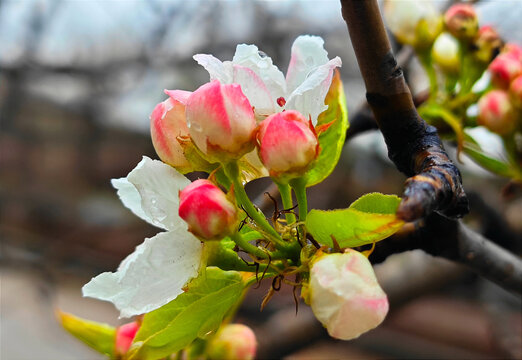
[
  {"x1": 128, "y1": 268, "x2": 244, "y2": 360},
  {"x1": 305, "y1": 70, "x2": 349, "y2": 187},
  {"x1": 306, "y1": 193, "x2": 404, "y2": 248},
  {"x1": 58, "y1": 311, "x2": 116, "y2": 357},
  {"x1": 463, "y1": 133, "x2": 521, "y2": 179}
]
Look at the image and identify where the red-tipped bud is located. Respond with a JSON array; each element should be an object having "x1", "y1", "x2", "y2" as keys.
[
  {"x1": 509, "y1": 75, "x2": 522, "y2": 108},
  {"x1": 473, "y1": 26, "x2": 503, "y2": 63},
  {"x1": 207, "y1": 324, "x2": 257, "y2": 360},
  {"x1": 502, "y1": 43, "x2": 522, "y2": 62},
  {"x1": 478, "y1": 90, "x2": 518, "y2": 135},
  {"x1": 186, "y1": 80, "x2": 256, "y2": 162},
  {"x1": 444, "y1": 3, "x2": 478, "y2": 40},
  {"x1": 488, "y1": 53, "x2": 522, "y2": 89},
  {"x1": 179, "y1": 179, "x2": 237, "y2": 240},
  {"x1": 150, "y1": 91, "x2": 191, "y2": 169},
  {"x1": 115, "y1": 321, "x2": 139, "y2": 356},
  {"x1": 256, "y1": 110, "x2": 319, "y2": 178}
]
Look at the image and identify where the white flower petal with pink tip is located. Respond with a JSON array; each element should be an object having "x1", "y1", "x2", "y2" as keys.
[
  {"x1": 285, "y1": 35, "x2": 330, "y2": 94},
  {"x1": 111, "y1": 156, "x2": 190, "y2": 231},
  {"x1": 83, "y1": 228, "x2": 202, "y2": 318},
  {"x1": 309, "y1": 249, "x2": 389, "y2": 340},
  {"x1": 193, "y1": 35, "x2": 341, "y2": 125},
  {"x1": 232, "y1": 44, "x2": 286, "y2": 104},
  {"x1": 286, "y1": 56, "x2": 342, "y2": 125},
  {"x1": 193, "y1": 54, "x2": 233, "y2": 84}
]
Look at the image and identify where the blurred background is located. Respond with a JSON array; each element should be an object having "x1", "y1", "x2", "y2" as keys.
[{"x1": 1, "y1": 0, "x2": 521, "y2": 359}]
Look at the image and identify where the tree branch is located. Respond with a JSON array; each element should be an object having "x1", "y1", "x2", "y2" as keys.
[
  {"x1": 370, "y1": 215, "x2": 522, "y2": 296},
  {"x1": 340, "y1": 0, "x2": 469, "y2": 221}
]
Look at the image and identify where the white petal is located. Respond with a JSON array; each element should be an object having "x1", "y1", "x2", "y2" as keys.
[
  {"x1": 193, "y1": 54, "x2": 233, "y2": 84},
  {"x1": 82, "y1": 229, "x2": 203, "y2": 318},
  {"x1": 232, "y1": 65, "x2": 275, "y2": 120},
  {"x1": 232, "y1": 44, "x2": 286, "y2": 106},
  {"x1": 285, "y1": 57, "x2": 342, "y2": 126},
  {"x1": 285, "y1": 35, "x2": 330, "y2": 94},
  {"x1": 112, "y1": 156, "x2": 190, "y2": 230}
]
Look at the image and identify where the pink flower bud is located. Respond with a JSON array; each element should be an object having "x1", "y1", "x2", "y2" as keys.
[
  {"x1": 488, "y1": 53, "x2": 522, "y2": 89},
  {"x1": 510, "y1": 75, "x2": 522, "y2": 108},
  {"x1": 308, "y1": 250, "x2": 389, "y2": 340},
  {"x1": 502, "y1": 43, "x2": 522, "y2": 62},
  {"x1": 473, "y1": 26, "x2": 503, "y2": 63},
  {"x1": 478, "y1": 90, "x2": 518, "y2": 135},
  {"x1": 186, "y1": 80, "x2": 256, "y2": 162},
  {"x1": 207, "y1": 324, "x2": 257, "y2": 360},
  {"x1": 179, "y1": 179, "x2": 237, "y2": 240},
  {"x1": 444, "y1": 3, "x2": 478, "y2": 40},
  {"x1": 150, "y1": 91, "x2": 191, "y2": 169},
  {"x1": 256, "y1": 110, "x2": 319, "y2": 178},
  {"x1": 115, "y1": 321, "x2": 139, "y2": 356}
]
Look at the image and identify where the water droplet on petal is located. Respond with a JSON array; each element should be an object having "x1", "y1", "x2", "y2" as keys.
[
  {"x1": 258, "y1": 51, "x2": 268, "y2": 58},
  {"x1": 305, "y1": 56, "x2": 315, "y2": 66}
]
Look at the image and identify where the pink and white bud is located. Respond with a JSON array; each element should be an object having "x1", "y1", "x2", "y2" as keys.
[
  {"x1": 510, "y1": 75, "x2": 522, "y2": 108},
  {"x1": 179, "y1": 179, "x2": 237, "y2": 240},
  {"x1": 478, "y1": 90, "x2": 518, "y2": 135},
  {"x1": 488, "y1": 53, "x2": 522, "y2": 89},
  {"x1": 256, "y1": 110, "x2": 319, "y2": 178},
  {"x1": 502, "y1": 43, "x2": 522, "y2": 62},
  {"x1": 473, "y1": 26, "x2": 503, "y2": 63},
  {"x1": 432, "y1": 32, "x2": 460, "y2": 74},
  {"x1": 115, "y1": 321, "x2": 139, "y2": 356},
  {"x1": 207, "y1": 324, "x2": 257, "y2": 360},
  {"x1": 150, "y1": 91, "x2": 191, "y2": 169},
  {"x1": 444, "y1": 3, "x2": 478, "y2": 40},
  {"x1": 185, "y1": 80, "x2": 256, "y2": 162},
  {"x1": 308, "y1": 250, "x2": 389, "y2": 340}
]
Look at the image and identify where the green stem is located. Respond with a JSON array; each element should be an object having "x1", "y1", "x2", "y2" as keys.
[
  {"x1": 290, "y1": 177, "x2": 308, "y2": 222},
  {"x1": 223, "y1": 162, "x2": 286, "y2": 249},
  {"x1": 276, "y1": 182, "x2": 297, "y2": 225},
  {"x1": 230, "y1": 232, "x2": 269, "y2": 259},
  {"x1": 418, "y1": 49, "x2": 438, "y2": 97}
]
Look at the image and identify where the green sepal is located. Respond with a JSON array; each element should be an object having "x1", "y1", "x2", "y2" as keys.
[
  {"x1": 177, "y1": 137, "x2": 218, "y2": 174},
  {"x1": 205, "y1": 238, "x2": 255, "y2": 272},
  {"x1": 305, "y1": 193, "x2": 404, "y2": 248},
  {"x1": 58, "y1": 311, "x2": 116, "y2": 358}
]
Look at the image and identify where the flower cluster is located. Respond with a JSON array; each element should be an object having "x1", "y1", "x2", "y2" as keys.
[
  {"x1": 65, "y1": 35, "x2": 397, "y2": 360},
  {"x1": 384, "y1": 0, "x2": 522, "y2": 181}
]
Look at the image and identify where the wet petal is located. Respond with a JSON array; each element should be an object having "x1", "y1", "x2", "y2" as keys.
[
  {"x1": 286, "y1": 57, "x2": 342, "y2": 126},
  {"x1": 193, "y1": 54, "x2": 233, "y2": 84},
  {"x1": 286, "y1": 35, "x2": 330, "y2": 94},
  {"x1": 82, "y1": 229, "x2": 203, "y2": 318},
  {"x1": 111, "y1": 156, "x2": 190, "y2": 230},
  {"x1": 232, "y1": 44, "x2": 286, "y2": 106},
  {"x1": 233, "y1": 65, "x2": 275, "y2": 120}
]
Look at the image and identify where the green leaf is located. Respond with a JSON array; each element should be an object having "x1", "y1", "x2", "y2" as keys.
[
  {"x1": 128, "y1": 268, "x2": 244, "y2": 360},
  {"x1": 306, "y1": 69, "x2": 349, "y2": 187},
  {"x1": 58, "y1": 311, "x2": 116, "y2": 357},
  {"x1": 463, "y1": 132, "x2": 520, "y2": 179},
  {"x1": 306, "y1": 193, "x2": 404, "y2": 248}
]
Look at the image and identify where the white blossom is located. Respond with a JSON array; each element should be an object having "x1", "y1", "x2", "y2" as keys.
[{"x1": 83, "y1": 157, "x2": 203, "y2": 318}]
